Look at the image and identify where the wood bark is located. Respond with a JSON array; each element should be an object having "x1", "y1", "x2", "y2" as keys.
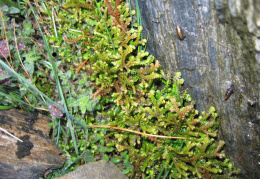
[
  {"x1": 131, "y1": 0, "x2": 260, "y2": 178},
  {"x1": 0, "y1": 109, "x2": 65, "y2": 179}
]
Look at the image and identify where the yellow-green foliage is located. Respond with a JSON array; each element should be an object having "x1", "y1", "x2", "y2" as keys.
[{"x1": 44, "y1": 0, "x2": 238, "y2": 178}]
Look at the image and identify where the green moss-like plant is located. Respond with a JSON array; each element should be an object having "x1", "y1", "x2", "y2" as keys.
[
  {"x1": 105, "y1": 72, "x2": 231, "y2": 178},
  {"x1": 40, "y1": 0, "x2": 239, "y2": 178}
]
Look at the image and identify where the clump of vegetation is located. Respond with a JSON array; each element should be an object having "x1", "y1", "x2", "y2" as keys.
[{"x1": 0, "y1": 0, "x2": 239, "y2": 178}]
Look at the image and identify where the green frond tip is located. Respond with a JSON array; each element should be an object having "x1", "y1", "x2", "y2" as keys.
[{"x1": 209, "y1": 106, "x2": 216, "y2": 113}]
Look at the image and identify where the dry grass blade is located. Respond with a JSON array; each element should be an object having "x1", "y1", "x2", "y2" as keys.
[
  {"x1": 0, "y1": 127, "x2": 23, "y2": 142},
  {"x1": 89, "y1": 125, "x2": 190, "y2": 139}
]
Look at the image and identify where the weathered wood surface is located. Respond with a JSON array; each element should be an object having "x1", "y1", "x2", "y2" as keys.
[
  {"x1": 131, "y1": 0, "x2": 260, "y2": 178},
  {"x1": 0, "y1": 108, "x2": 65, "y2": 179}
]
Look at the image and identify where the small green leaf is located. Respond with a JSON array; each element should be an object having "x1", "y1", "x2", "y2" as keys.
[
  {"x1": 1, "y1": 5, "x2": 9, "y2": 12},
  {"x1": 0, "y1": 105, "x2": 12, "y2": 110},
  {"x1": 120, "y1": 151, "x2": 128, "y2": 157},
  {"x1": 87, "y1": 19, "x2": 98, "y2": 26},
  {"x1": 103, "y1": 154, "x2": 109, "y2": 162},
  {"x1": 124, "y1": 155, "x2": 130, "y2": 161},
  {"x1": 100, "y1": 138, "x2": 104, "y2": 145},
  {"x1": 9, "y1": 7, "x2": 20, "y2": 14},
  {"x1": 106, "y1": 142, "x2": 116, "y2": 147},
  {"x1": 98, "y1": 146, "x2": 105, "y2": 152},
  {"x1": 122, "y1": 167, "x2": 131, "y2": 175},
  {"x1": 83, "y1": 50, "x2": 92, "y2": 59},
  {"x1": 106, "y1": 147, "x2": 114, "y2": 152},
  {"x1": 86, "y1": 103, "x2": 92, "y2": 111},
  {"x1": 0, "y1": 74, "x2": 11, "y2": 80},
  {"x1": 111, "y1": 157, "x2": 121, "y2": 164},
  {"x1": 84, "y1": 150, "x2": 94, "y2": 162}
]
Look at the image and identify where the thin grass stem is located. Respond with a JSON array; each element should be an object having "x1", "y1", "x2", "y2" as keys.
[
  {"x1": 95, "y1": 0, "x2": 116, "y2": 52},
  {"x1": 28, "y1": 0, "x2": 79, "y2": 154},
  {"x1": 0, "y1": 127, "x2": 23, "y2": 142}
]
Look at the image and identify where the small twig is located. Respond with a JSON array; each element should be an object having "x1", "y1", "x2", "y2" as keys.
[
  {"x1": 76, "y1": 59, "x2": 89, "y2": 73},
  {"x1": 89, "y1": 125, "x2": 190, "y2": 139},
  {"x1": 0, "y1": 127, "x2": 23, "y2": 142}
]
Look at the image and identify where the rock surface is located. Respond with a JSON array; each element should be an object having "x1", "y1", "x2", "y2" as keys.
[
  {"x1": 130, "y1": 0, "x2": 260, "y2": 178},
  {"x1": 57, "y1": 160, "x2": 128, "y2": 179},
  {"x1": 0, "y1": 108, "x2": 65, "y2": 179}
]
